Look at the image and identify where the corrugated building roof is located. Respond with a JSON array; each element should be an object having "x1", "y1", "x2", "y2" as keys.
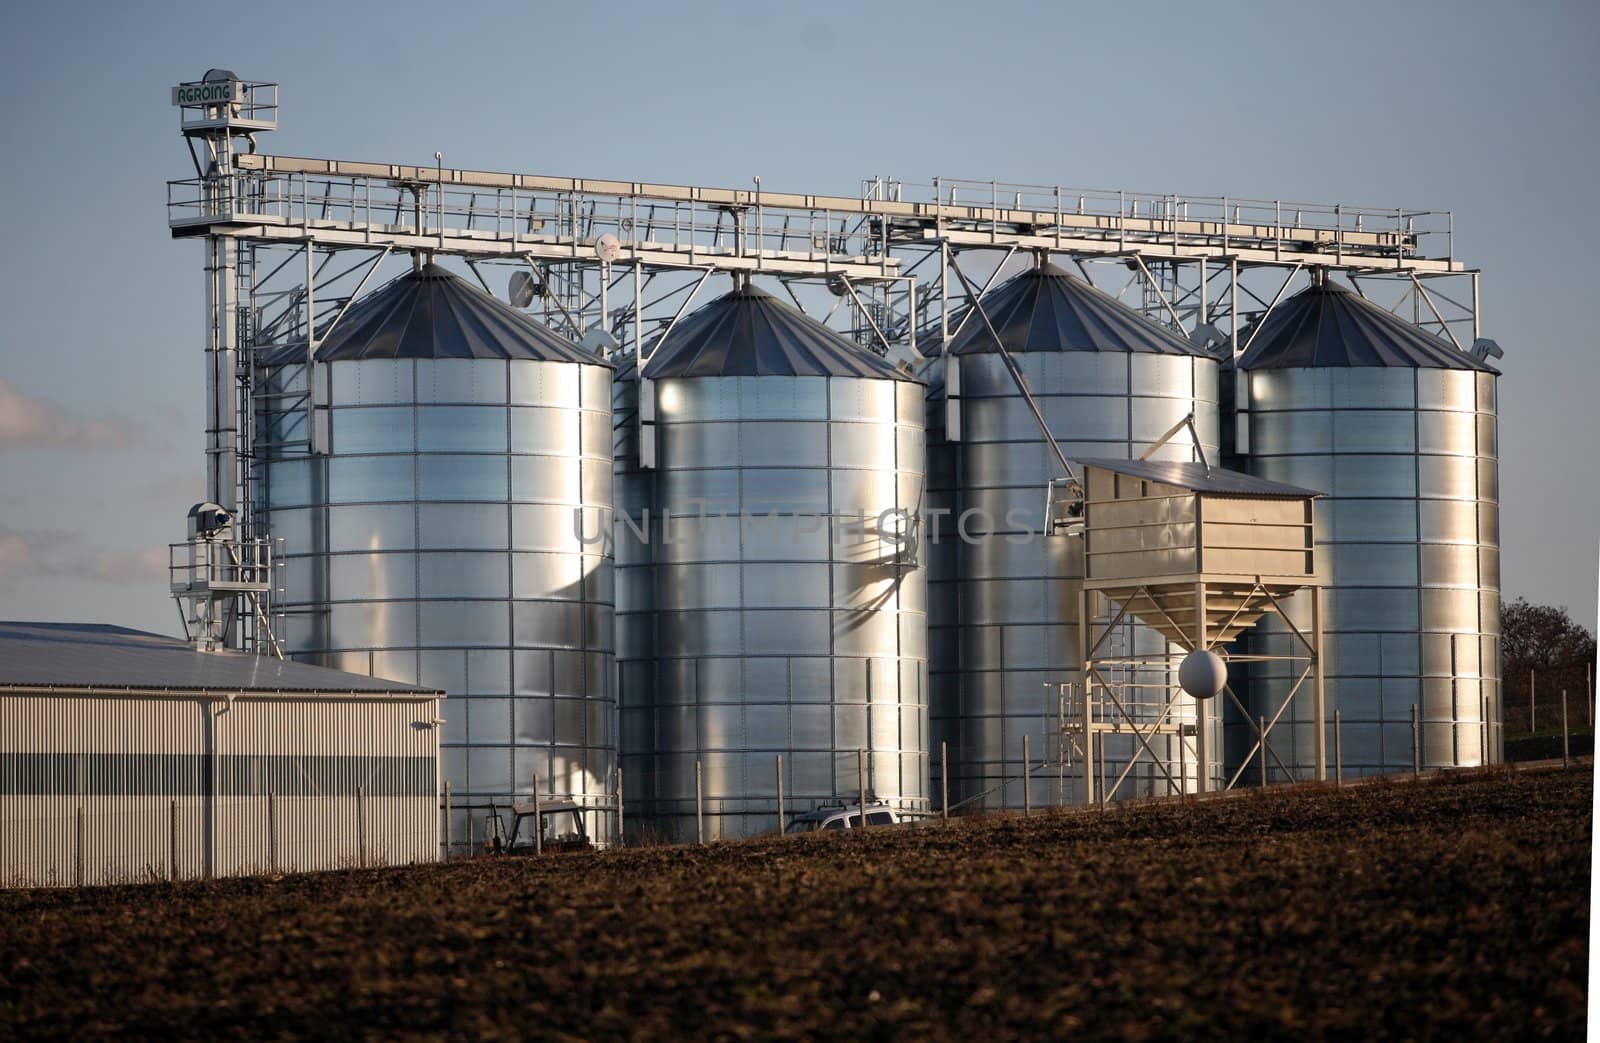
[{"x1": 0, "y1": 622, "x2": 441, "y2": 696}]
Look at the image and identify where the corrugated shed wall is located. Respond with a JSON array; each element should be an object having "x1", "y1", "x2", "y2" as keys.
[{"x1": 0, "y1": 690, "x2": 441, "y2": 888}]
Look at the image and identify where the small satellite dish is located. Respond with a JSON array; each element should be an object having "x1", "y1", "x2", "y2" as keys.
[
  {"x1": 826, "y1": 275, "x2": 849, "y2": 297},
  {"x1": 581, "y1": 329, "x2": 620, "y2": 357},
  {"x1": 595, "y1": 233, "x2": 622, "y2": 263},
  {"x1": 508, "y1": 270, "x2": 540, "y2": 308},
  {"x1": 1178, "y1": 649, "x2": 1228, "y2": 700}
]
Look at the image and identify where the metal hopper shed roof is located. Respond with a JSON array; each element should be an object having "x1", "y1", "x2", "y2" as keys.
[{"x1": 1073, "y1": 458, "x2": 1323, "y2": 498}]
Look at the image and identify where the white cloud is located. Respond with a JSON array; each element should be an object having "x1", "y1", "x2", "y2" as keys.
[
  {"x1": 0, "y1": 378, "x2": 144, "y2": 450},
  {"x1": 85, "y1": 545, "x2": 171, "y2": 584},
  {"x1": 140, "y1": 473, "x2": 208, "y2": 505},
  {"x1": 0, "y1": 528, "x2": 168, "y2": 585},
  {"x1": 0, "y1": 531, "x2": 34, "y2": 576}
]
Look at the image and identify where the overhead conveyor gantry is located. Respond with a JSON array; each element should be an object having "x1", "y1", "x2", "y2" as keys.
[{"x1": 168, "y1": 71, "x2": 1483, "y2": 659}]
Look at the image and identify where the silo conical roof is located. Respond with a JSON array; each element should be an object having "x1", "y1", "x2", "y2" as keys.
[
  {"x1": 947, "y1": 262, "x2": 1205, "y2": 356},
  {"x1": 1236, "y1": 282, "x2": 1495, "y2": 372},
  {"x1": 302, "y1": 263, "x2": 606, "y2": 366},
  {"x1": 641, "y1": 284, "x2": 917, "y2": 382}
]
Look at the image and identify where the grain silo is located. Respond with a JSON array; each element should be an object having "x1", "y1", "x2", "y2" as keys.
[
  {"x1": 258, "y1": 260, "x2": 618, "y2": 845},
  {"x1": 611, "y1": 355, "x2": 659, "y2": 830},
  {"x1": 617, "y1": 277, "x2": 928, "y2": 841},
  {"x1": 927, "y1": 258, "x2": 1222, "y2": 809},
  {"x1": 1234, "y1": 273, "x2": 1501, "y2": 775}
]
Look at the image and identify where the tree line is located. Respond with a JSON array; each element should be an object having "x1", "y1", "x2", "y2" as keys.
[{"x1": 1500, "y1": 598, "x2": 1596, "y2": 734}]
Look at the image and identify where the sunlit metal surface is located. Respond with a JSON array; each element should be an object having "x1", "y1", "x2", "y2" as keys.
[
  {"x1": 616, "y1": 287, "x2": 928, "y2": 841},
  {"x1": 260, "y1": 266, "x2": 617, "y2": 845},
  {"x1": 1237, "y1": 284, "x2": 1501, "y2": 776},
  {"x1": 928, "y1": 266, "x2": 1222, "y2": 809}
]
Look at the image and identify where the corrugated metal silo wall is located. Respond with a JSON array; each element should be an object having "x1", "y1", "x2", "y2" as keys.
[
  {"x1": 1, "y1": 690, "x2": 440, "y2": 888},
  {"x1": 1240, "y1": 368, "x2": 1502, "y2": 775},
  {"x1": 618, "y1": 375, "x2": 929, "y2": 841},
  {"x1": 260, "y1": 357, "x2": 619, "y2": 846},
  {"x1": 612, "y1": 365, "x2": 658, "y2": 829},
  {"x1": 927, "y1": 353, "x2": 1223, "y2": 809}
]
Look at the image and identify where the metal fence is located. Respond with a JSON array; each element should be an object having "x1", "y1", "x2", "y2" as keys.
[{"x1": 2, "y1": 788, "x2": 435, "y2": 889}]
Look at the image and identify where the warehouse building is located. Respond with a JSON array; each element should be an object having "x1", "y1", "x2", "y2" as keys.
[{"x1": 0, "y1": 621, "x2": 444, "y2": 888}]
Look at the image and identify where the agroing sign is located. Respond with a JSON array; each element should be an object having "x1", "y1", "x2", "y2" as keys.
[{"x1": 171, "y1": 80, "x2": 244, "y2": 107}]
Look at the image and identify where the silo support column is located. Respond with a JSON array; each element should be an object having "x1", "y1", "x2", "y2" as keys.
[
  {"x1": 1078, "y1": 587, "x2": 1095, "y2": 808},
  {"x1": 1312, "y1": 587, "x2": 1327, "y2": 781},
  {"x1": 1194, "y1": 582, "x2": 1209, "y2": 795}
]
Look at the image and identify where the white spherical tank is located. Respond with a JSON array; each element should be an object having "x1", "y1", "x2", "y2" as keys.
[{"x1": 1178, "y1": 649, "x2": 1228, "y2": 700}]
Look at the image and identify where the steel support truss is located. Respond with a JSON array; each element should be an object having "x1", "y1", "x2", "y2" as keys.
[
  {"x1": 171, "y1": 87, "x2": 1479, "y2": 657},
  {"x1": 881, "y1": 174, "x2": 1480, "y2": 362},
  {"x1": 1073, "y1": 576, "x2": 1326, "y2": 806}
]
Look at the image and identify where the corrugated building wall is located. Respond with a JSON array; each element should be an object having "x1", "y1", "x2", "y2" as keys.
[{"x1": 0, "y1": 623, "x2": 442, "y2": 888}]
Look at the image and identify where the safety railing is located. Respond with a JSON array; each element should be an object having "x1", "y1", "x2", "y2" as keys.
[
  {"x1": 879, "y1": 175, "x2": 1454, "y2": 264},
  {"x1": 175, "y1": 79, "x2": 278, "y2": 132},
  {"x1": 168, "y1": 537, "x2": 275, "y2": 594},
  {"x1": 168, "y1": 170, "x2": 900, "y2": 274}
]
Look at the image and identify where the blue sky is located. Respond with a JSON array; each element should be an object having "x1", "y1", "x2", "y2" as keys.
[{"x1": 0, "y1": 0, "x2": 1595, "y2": 631}]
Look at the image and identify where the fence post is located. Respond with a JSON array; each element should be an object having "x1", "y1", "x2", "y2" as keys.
[
  {"x1": 1411, "y1": 705, "x2": 1421, "y2": 776},
  {"x1": 1097, "y1": 733, "x2": 1107, "y2": 813},
  {"x1": 695, "y1": 761, "x2": 704, "y2": 845},
  {"x1": 1530, "y1": 669, "x2": 1536, "y2": 732},
  {"x1": 357, "y1": 785, "x2": 367, "y2": 868},
  {"x1": 1057, "y1": 693, "x2": 1066, "y2": 807},
  {"x1": 170, "y1": 798, "x2": 178, "y2": 882},
  {"x1": 269, "y1": 792, "x2": 277, "y2": 873},
  {"x1": 1334, "y1": 710, "x2": 1343, "y2": 787},
  {"x1": 443, "y1": 781, "x2": 452, "y2": 861},
  {"x1": 1562, "y1": 690, "x2": 1570, "y2": 767},
  {"x1": 75, "y1": 806, "x2": 85, "y2": 888},
  {"x1": 533, "y1": 774, "x2": 543, "y2": 856},
  {"x1": 1023, "y1": 734, "x2": 1031, "y2": 816},
  {"x1": 1177, "y1": 727, "x2": 1187, "y2": 800},
  {"x1": 1480, "y1": 690, "x2": 1489, "y2": 767},
  {"x1": 1257, "y1": 716, "x2": 1267, "y2": 790},
  {"x1": 617, "y1": 765, "x2": 625, "y2": 847},
  {"x1": 775, "y1": 754, "x2": 784, "y2": 834},
  {"x1": 940, "y1": 741, "x2": 949, "y2": 821},
  {"x1": 857, "y1": 749, "x2": 868, "y2": 828}
]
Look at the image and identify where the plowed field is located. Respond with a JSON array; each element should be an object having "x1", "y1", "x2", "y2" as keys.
[{"x1": 2, "y1": 767, "x2": 1590, "y2": 1040}]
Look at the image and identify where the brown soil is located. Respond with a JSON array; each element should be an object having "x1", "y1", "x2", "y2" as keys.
[{"x1": 2, "y1": 767, "x2": 1590, "y2": 1041}]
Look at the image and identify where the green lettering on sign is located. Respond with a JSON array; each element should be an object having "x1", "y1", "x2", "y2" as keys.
[{"x1": 171, "y1": 81, "x2": 244, "y2": 107}]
